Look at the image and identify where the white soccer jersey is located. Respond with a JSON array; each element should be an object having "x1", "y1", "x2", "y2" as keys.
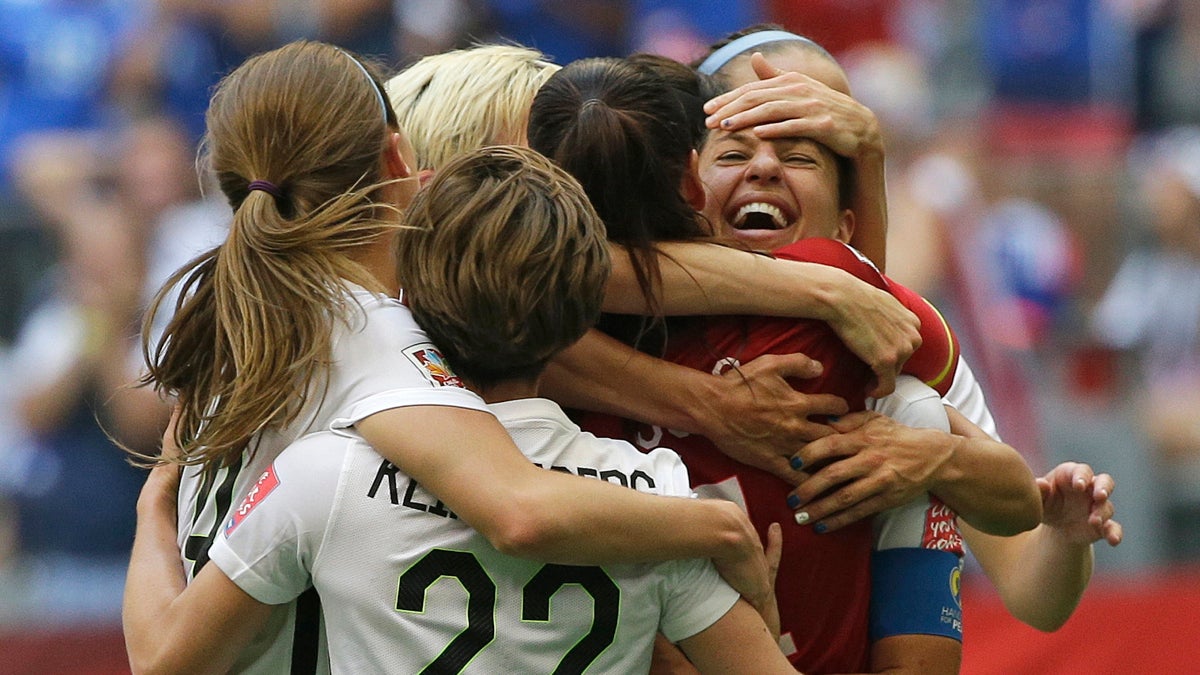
[
  {"x1": 943, "y1": 356, "x2": 1000, "y2": 441},
  {"x1": 210, "y1": 398, "x2": 741, "y2": 674},
  {"x1": 175, "y1": 283, "x2": 489, "y2": 674},
  {"x1": 868, "y1": 375, "x2": 962, "y2": 552}
]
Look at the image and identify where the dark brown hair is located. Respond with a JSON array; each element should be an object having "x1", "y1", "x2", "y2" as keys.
[{"x1": 527, "y1": 57, "x2": 710, "y2": 327}]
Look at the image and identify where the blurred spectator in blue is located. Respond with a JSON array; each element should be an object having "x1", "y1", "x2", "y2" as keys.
[
  {"x1": 0, "y1": 0, "x2": 147, "y2": 350},
  {"x1": 977, "y1": 198, "x2": 1081, "y2": 350},
  {"x1": 395, "y1": 0, "x2": 487, "y2": 58},
  {"x1": 481, "y1": 0, "x2": 630, "y2": 63},
  {"x1": 629, "y1": 0, "x2": 761, "y2": 63},
  {"x1": 979, "y1": 0, "x2": 1125, "y2": 104},
  {"x1": 112, "y1": 0, "x2": 395, "y2": 143},
  {"x1": 1092, "y1": 126, "x2": 1200, "y2": 558},
  {"x1": 0, "y1": 0, "x2": 145, "y2": 201},
  {"x1": 3, "y1": 115, "x2": 195, "y2": 564}
]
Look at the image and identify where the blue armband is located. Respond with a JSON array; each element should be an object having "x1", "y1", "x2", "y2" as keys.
[{"x1": 869, "y1": 548, "x2": 963, "y2": 642}]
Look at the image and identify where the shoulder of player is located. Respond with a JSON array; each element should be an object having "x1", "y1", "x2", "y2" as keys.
[
  {"x1": 774, "y1": 238, "x2": 886, "y2": 286},
  {"x1": 270, "y1": 431, "x2": 362, "y2": 486},
  {"x1": 869, "y1": 376, "x2": 948, "y2": 430}
]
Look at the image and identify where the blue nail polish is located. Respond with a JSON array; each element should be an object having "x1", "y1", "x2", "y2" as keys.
[
  {"x1": 790, "y1": 456, "x2": 804, "y2": 470},
  {"x1": 814, "y1": 523, "x2": 828, "y2": 534},
  {"x1": 786, "y1": 494, "x2": 801, "y2": 509}
]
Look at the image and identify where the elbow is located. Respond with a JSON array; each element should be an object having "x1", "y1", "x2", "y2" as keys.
[
  {"x1": 126, "y1": 648, "x2": 175, "y2": 675},
  {"x1": 1010, "y1": 486, "x2": 1046, "y2": 535},
  {"x1": 1028, "y1": 614, "x2": 1071, "y2": 633},
  {"x1": 1002, "y1": 502, "x2": 1044, "y2": 537},
  {"x1": 475, "y1": 501, "x2": 562, "y2": 560},
  {"x1": 127, "y1": 647, "x2": 213, "y2": 675},
  {"x1": 964, "y1": 485, "x2": 1044, "y2": 537},
  {"x1": 974, "y1": 509, "x2": 1042, "y2": 538},
  {"x1": 1008, "y1": 602, "x2": 1075, "y2": 633}
]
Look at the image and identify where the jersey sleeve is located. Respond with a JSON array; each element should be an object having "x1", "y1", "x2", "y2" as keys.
[
  {"x1": 773, "y1": 238, "x2": 889, "y2": 290},
  {"x1": 640, "y1": 446, "x2": 694, "y2": 497},
  {"x1": 772, "y1": 239, "x2": 960, "y2": 396},
  {"x1": 867, "y1": 376, "x2": 965, "y2": 642},
  {"x1": 326, "y1": 294, "x2": 490, "y2": 431},
  {"x1": 884, "y1": 280, "x2": 960, "y2": 397},
  {"x1": 641, "y1": 437, "x2": 740, "y2": 643},
  {"x1": 657, "y1": 557, "x2": 742, "y2": 643},
  {"x1": 208, "y1": 433, "x2": 346, "y2": 605},
  {"x1": 942, "y1": 356, "x2": 1001, "y2": 441}
]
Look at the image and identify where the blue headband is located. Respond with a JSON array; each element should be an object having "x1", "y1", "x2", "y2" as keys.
[{"x1": 697, "y1": 30, "x2": 817, "y2": 76}]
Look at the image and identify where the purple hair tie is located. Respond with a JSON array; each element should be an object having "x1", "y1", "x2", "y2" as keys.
[{"x1": 247, "y1": 180, "x2": 283, "y2": 199}]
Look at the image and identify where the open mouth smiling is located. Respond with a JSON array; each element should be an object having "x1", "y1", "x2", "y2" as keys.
[{"x1": 731, "y1": 202, "x2": 794, "y2": 231}]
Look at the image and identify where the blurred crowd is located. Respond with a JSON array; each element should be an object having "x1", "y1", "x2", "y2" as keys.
[{"x1": 0, "y1": 0, "x2": 1198, "y2": 626}]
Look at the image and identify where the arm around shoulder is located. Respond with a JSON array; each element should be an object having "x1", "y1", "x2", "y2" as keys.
[
  {"x1": 356, "y1": 405, "x2": 766, "y2": 585},
  {"x1": 123, "y1": 465, "x2": 273, "y2": 675}
]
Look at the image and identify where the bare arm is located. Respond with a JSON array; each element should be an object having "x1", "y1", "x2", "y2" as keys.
[
  {"x1": 861, "y1": 635, "x2": 961, "y2": 675},
  {"x1": 677, "y1": 599, "x2": 798, "y2": 674},
  {"x1": 964, "y1": 462, "x2": 1122, "y2": 632},
  {"x1": 356, "y1": 406, "x2": 768, "y2": 598},
  {"x1": 123, "y1": 465, "x2": 273, "y2": 675},
  {"x1": 542, "y1": 330, "x2": 847, "y2": 484},
  {"x1": 703, "y1": 53, "x2": 888, "y2": 270},
  {"x1": 787, "y1": 407, "x2": 1042, "y2": 535},
  {"x1": 603, "y1": 241, "x2": 920, "y2": 397}
]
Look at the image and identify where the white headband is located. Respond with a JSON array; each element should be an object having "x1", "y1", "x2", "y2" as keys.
[{"x1": 697, "y1": 30, "x2": 818, "y2": 76}]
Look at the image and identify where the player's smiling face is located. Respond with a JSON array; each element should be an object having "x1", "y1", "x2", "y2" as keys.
[{"x1": 699, "y1": 130, "x2": 853, "y2": 251}]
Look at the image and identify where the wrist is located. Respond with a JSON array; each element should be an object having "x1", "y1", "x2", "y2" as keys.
[
  {"x1": 707, "y1": 500, "x2": 755, "y2": 562},
  {"x1": 791, "y1": 262, "x2": 844, "y2": 323},
  {"x1": 857, "y1": 133, "x2": 885, "y2": 162},
  {"x1": 136, "y1": 464, "x2": 180, "y2": 518},
  {"x1": 930, "y1": 433, "x2": 967, "y2": 493},
  {"x1": 1040, "y1": 519, "x2": 1100, "y2": 548},
  {"x1": 681, "y1": 373, "x2": 730, "y2": 438}
]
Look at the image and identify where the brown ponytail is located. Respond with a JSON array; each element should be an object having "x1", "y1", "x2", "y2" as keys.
[{"x1": 137, "y1": 41, "x2": 400, "y2": 468}]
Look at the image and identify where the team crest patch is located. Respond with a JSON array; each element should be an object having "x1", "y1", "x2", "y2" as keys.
[
  {"x1": 921, "y1": 498, "x2": 964, "y2": 554},
  {"x1": 225, "y1": 465, "x2": 281, "y2": 534},
  {"x1": 949, "y1": 564, "x2": 962, "y2": 608},
  {"x1": 402, "y1": 343, "x2": 465, "y2": 388}
]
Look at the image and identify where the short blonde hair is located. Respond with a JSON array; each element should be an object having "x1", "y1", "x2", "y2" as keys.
[
  {"x1": 386, "y1": 45, "x2": 559, "y2": 171},
  {"x1": 396, "y1": 145, "x2": 610, "y2": 387}
]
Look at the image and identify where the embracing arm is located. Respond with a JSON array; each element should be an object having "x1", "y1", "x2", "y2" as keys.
[
  {"x1": 788, "y1": 408, "x2": 1041, "y2": 536},
  {"x1": 603, "y1": 241, "x2": 919, "y2": 397},
  {"x1": 963, "y1": 462, "x2": 1122, "y2": 632},
  {"x1": 933, "y1": 406, "x2": 1042, "y2": 535},
  {"x1": 542, "y1": 330, "x2": 846, "y2": 483},
  {"x1": 860, "y1": 635, "x2": 960, "y2": 675},
  {"x1": 678, "y1": 599, "x2": 798, "y2": 674},
  {"x1": 356, "y1": 406, "x2": 768, "y2": 596},
  {"x1": 123, "y1": 465, "x2": 273, "y2": 675}
]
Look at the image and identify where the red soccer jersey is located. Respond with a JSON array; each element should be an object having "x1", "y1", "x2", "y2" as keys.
[{"x1": 576, "y1": 238, "x2": 959, "y2": 672}]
